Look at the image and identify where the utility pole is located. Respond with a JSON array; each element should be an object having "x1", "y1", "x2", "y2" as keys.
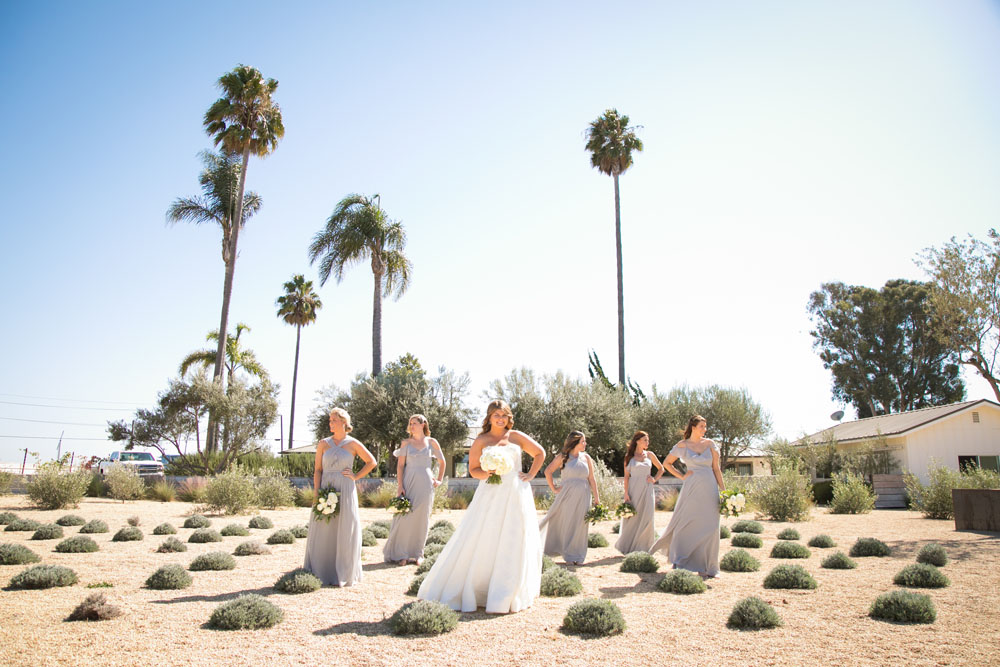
[
  {"x1": 280, "y1": 415, "x2": 284, "y2": 451},
  {"x1": 57, "y1": 430, "x2": 64, "y2": 463},
  {"x1": 20, "y1": 448, "x2": 28, "y2": 475}
]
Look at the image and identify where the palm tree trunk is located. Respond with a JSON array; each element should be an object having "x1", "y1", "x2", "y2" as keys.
[
  {"x1": 372, "y1": 268, "x2": 383, "y2": 376},
  {"x1": 614, "y1": 171, "x2": 625, "y2": 386},
  {"x1": 288, "y1": 324, "x2": 302, "y2": 451}
]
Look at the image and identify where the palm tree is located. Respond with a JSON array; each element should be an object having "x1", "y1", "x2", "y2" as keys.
[
  {"x1": 276, "y1": 274, "x2": 322, "y2": 450},
  {"x1": 308, "y1": 194, "x2": 412, "y2": 376},
  {"x1": 585, "y1": 109, "x2": 643, "y2": 386},
  {"x1": 179, "y1": 323, "x2": 266, "y2": 385}
]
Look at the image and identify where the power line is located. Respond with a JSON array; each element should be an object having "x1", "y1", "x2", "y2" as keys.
[
  {"x1": 0, "y1": 400, "x2": 131, "y2": 412},
  {"x1": 0, "y1": 392, "x2": 143, "y2": 406},
  {"x1": 0, "y1": 416, "x2": 107, "y2": 426},
  {"x1": 0, "y1": 435, "x2": 110, "y2": 441}
]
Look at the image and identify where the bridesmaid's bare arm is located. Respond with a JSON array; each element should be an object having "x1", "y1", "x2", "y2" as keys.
[
  {"x1": 648, "y1": 452, "x2": 665, "y2": 482},
  {"x1": 395, "y1": 445, "x2": 407, "y2": 497},
  {"x1": 313, "y1": 441, "x2": 328, "y2": 493},
  {"x1": 622, "y1": 459, "x2": 631, "y2": 503},
  {"x1": 430, "y1": 438, "x2": 446, "y2": 485},
  {"x1": 509, "y1": 430, "x2": 545, "y2": 481},
  {"x1": 585, "y1": 453, "x2": 600, "y2": 505},
  {"x1": 664, "y1": 445, "x2": 690, "y2": 481},
  {"x1": 710, "y1": 444, "x2": 725, "y2": 492},
  {"x1": 544, "y1": 455, "x2": 564, "y2": 494},
  {"x1": 346, "y1": 440, "x2": 377, "y2": 481}
]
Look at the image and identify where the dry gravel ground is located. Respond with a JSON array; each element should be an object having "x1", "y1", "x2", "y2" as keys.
[{"x1": 0, "y1": 496, "x2": 998, "y2": 667}]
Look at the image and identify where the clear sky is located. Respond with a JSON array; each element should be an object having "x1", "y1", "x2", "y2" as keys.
[{"x1": 2, "y1": 1, "x2": 999, "y2": 465}]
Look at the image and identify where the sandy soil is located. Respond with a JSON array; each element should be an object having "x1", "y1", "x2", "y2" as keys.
[{"x1": 0, "y1": 496, "x2": 997, "y2": 667}]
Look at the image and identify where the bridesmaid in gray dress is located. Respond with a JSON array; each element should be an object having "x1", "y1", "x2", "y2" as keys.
[
  {"x1": 303, "y1": 407, "x2": 377, "y2": 586},
  {"x1": 383, "y1": 414, "x2": 446, "y2": 564},
  {"x1": 615, "y1": 431, "x2": 664, "y2": 554},
  {"x1": 650, "y1": 415, "x2": 726, "y2": 577},
  {"x1": 539, "y1": 431, "x2": 600, "y2": 565}
]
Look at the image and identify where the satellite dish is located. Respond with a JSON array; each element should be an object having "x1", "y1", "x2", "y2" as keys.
[{"x1": 830, "y1": 410, "x2": 845, "y2": 422}]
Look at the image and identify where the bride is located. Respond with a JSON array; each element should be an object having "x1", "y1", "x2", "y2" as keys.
[{"x1": 418, "y1": 399, "x2": 545, "y2": 613}]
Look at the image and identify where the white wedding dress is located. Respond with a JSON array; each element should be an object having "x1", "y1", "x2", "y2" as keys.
[{"x1": 418, "y1": 442, "x2": 542, "y2": 613}]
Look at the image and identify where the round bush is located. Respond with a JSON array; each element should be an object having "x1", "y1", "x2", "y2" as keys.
[
  {"x1": 8, "y1": 564, "x2": 78, "y2": 589},
  {"x1": 183, "y1": 515, "x2": 212, "y2": 529},
  {"x1": 389, "y1": 600, "x2": 459, "y2": 635},
  {"x1": 808, "y1": 534, "x2": 836, "y2": 548},
  {"x1": 916, "y1": 543, "x2": 948, "y2": 567},
  {"x1": 821, "y1": 551, "x2": 857, "y2": 569},
  {"x1": 189, "y1": 551, "x2": 236, "y2": 571},
  {"x1": 112, "y1": 526, "x2": 143, "y2": 542},
  {"x1": 731, "y1": 520, "x2": 763, "y2": 534},
  {"x1": 763, "y1": 564, "x2": 817, "y2": 589},
  {"x1": 368, "y1": 523, "x2": 389, "y2": 539},
  {"x1": 720, "y1": 548, "x2": 761, "y2": 572},
  {"x1": 620, "y1": 551, "x2": 658, "y2": 573},
  {"x1": 541, "y1": 554, "x2": 556, "y2": 572},
  {"x1": 850, "y1": 537, "x2": 891, "y2": 557},
  {"x1": 777, "y1": 528, "x2": 801, "y2": 540},
  {"x1": 372, "y1": 519, "x2": 392, "y2": 531},
  {"x1": 205, "y1": 467, "x2": 259, "y2": 515},
  {"x1": 423, "y1": 543, "x2": 444, "y2": 559},
  {"x1": 255, "y1": 470, "x2": 296, "y2": 509},
  {"x1": 829, "y1": 471, "x2": 876, "y2": 514},
  {"x1": 290, "y1": 525, "x2": 308, "y2": 539},
  {"x1": 55, "y1": 536, "x2": 99, "y2": 553},
  {"x1": 656, "y1": 569, "x2": 706, "y2": 595},
  {"x1": 869, "y1": 590, "x2": 936, "y2": 624},
  {"x1": 5, "y1": 518, "x2": 41, "y2": 532},
  {"x1": 562, "y1": 598, "x2": 626, "y2": 636},
  {"x1": 407, "y1": 572, "x2": 426, "y2": 596},
  {"x1": 56, "y1": 514, "x2": 86, "y2": 527},
  {"x1": 588, "y1": 532, "x2": 608, "y2": 548},
  {"x1": 31, "y1": 524, "x2": 64, "y2": 540},
  {"x1": 267, "y1": 529, "x2": 295, "y2": 545},
  {"x1": 247, "y1": 515, "x2": 273, "y2": 530},
  {"x1": 415, "y1": 553, "x2": 438, "y2": 575},
  {"x1": 361, "y1": 528, "x2": 377, "y2": 547},
  {"x1": 611, "y1": 522, "x2": 621, "y2": 534},
  {"x1": 0, "y1": 512, "x2": 19, "y2": 525},
  {"x1": 105, "y1": 465, "x2": 146, "y2": 502},
  {"x1": 727, "y1": 596, "x2": 783, "y2": 630},
  {"x1": 424, "y1": 526, "x2": 453, "y2": 546},
  {"x1": 219, "y1": 523, "x2": 250, "y2": 537},
  {"x1": 233, "y1": 540, "x2": 270, "y2": 556},
  {"x1": 720, "y1": 525, "x2": 730, "y2": 539},
  {"x1": 152, "y1": 523, "x2": 177, "y2": 536},
  {"x1": 731, "y1": 533, "x2": 763, "y2": 548},
  {"x1": 771, "y1": 541, "x2": 810, "y2": 559},
  {"x1": 79, "y1": 519, "x2": 109, "y2": 534},
  {"x1": 208, "y1": 594, "x2": 283, "y2": 630},
  {"x1": 146, "y1": 564, "x2": 192, "y2": 590},
  {"x1": 126, "y1": 516, "x2": 140, "y2": 527},
  {"x1": 0, "y1": 543, "x2": 41, "y2": 565},
  {"x1": 66, "y1": 592, "x2": 123, "y2": 622},
  {"x1": 274, "y1": 568, "x2": 321, "y2": 594},
  {"x1": 430, "y1": 519, "x2": 454, "y2": 531},
  {"x1": 188, "y1": 528, "x2": 223, "y2": 544},
  {"x1": 894, "y1": 563, "x2": 950, "y2": 588},
  {"x1": 26, "y1": 467, "x2": 90, "y2": 510},
  {"x1": 156, "y1": 537, "x2": 187, "y2": 553},
  {"x1": 540, "y1": 567, "x2": 583, "y2": 596}
]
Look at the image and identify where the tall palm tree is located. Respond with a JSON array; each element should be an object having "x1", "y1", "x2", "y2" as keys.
[
  {"x1": 276, "y1": 274, "x2": 322, "y2": 450},
  {"x1": 308, "y1": 194, "x2": 412, "y2": 376},
  {"x1": 179, "y1": 323, "x2": 266, "y2": 384},
  {"x1": 585, "y1": 109, "x2": 643, "y2": 386}
]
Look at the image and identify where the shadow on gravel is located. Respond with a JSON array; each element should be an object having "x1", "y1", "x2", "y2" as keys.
[
  {"x1": 151, "y1": 586, "x2": 274, "y2": 604},
  {"x1": 314, "y1": 619, "x2": 387, "y2": 636}
]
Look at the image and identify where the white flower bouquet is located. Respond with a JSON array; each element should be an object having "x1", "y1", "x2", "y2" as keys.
[
  {"x1": 720, "y1": 489, "x2": 746, "y2": 517},
  {"x1": 480, "y1": 446, "x2": 513, "y2": 485},
  {"x1": 313, "y1": 486, "x2": 340, "y2": 523},
  {"x1": 616, "y1": 502, "x2": 637, "y2": 520},
  {"x1": 388, "y1": 496, "x2": 412, "y2": 515}
]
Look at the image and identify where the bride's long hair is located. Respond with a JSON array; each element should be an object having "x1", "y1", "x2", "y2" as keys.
[
  {"x1": 480, "y1": 399, "x2": 514, "y2": 435},
  {"x1": 558, "y1": 431, "x2": 585, "y2": 470}
]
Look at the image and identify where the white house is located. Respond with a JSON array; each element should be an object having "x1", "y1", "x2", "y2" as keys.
[{"x1": 799, "y1": 399, "x2": 1000, "y2": 483}]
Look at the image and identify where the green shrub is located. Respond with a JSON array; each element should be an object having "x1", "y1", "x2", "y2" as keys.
[
  {"x1": 0, "y1": 543, "x2": 41, "y2": 565},
  {"x1": 290, "y1": 525, "x2": 308, "y2": 539},
  {"x1": 430, "y1": 520, "x2": 454, "y2": 531},
  {"x1": 850, "y1": 537, "x2": 891, "y2": 557},
  {"x1": 407, "y1": 572, "x2": 426, "y2": 595},
  {"x1": 869, "y1": 590, "x2": 936, "y2": 624},
  {"x1": 205, "y1": 466, "x2": 259, "y2": 515},
  {"x1": 894, "y1": 563, "x2": 950, "y2": 588},
  {"x1": 562, "y1": 598, "x2": 625, "y2": 637},
  {"x1": 55, "y1": 536, "x2": 99, "y2": 553},
  {"x1": 423, "y1": 543, "x2": 444, "y2": 559},
  {"x1": 105, "y1": 465, "x2": 146, "y2": 502},
  {"x1": 415, "y1": 552, "x2": 438, "y2": 575},
  {"x1": 183, "y1": 515, "x2": 211, "y2": 529},
  {"x1": 592, "y1": 458, "x2": 624, "y2": 514},
  {"x1": 189, "y1": 551, "x2": 236, "y2": 571},
  {"x1": 534, "y1": 492, "x2": 554, "y2": 511},
  {"x1": 588, "y1": 532, "x2": 608, "y2": 548},
  {"x1": 221, "y1": 523, "x2": 250, "y2": 537},
  {"x1": 86, "y1": 582, "x2": 113, "y2": 588},
  {"x1": 274, "y1": 568, "x2": 321, "y2": 594},
  {"x1": 152, "y1": 523, "x2": 177, "y2": 535},
  {"x1": 208, "y1": 594, "x2": 283, "y2": 630},
  {"x1": 751, "y1": 462, "x2": 813, "y2": 522},
  {"x1": 811, "y1": 479, "x2": 834, "y2": 505},
  {"x1": 189, "y1": 528, "x2": 223, "y2": 544},
  {"x1": 432, "y1": 478, "x2": 451, "y2": 512},
  {"x1": 86, "y1": 473, "x2": 107, "y2": 498},
  {"x1": 26, "y1": 464, "x2": 90, "y2": 510},
  {"x1": 112, "y1": 526, "x2": 143, "y2": 542},
  {"x1": 156, "y1": 537, "x2": 187, "y2": 553},
  {"x1": 829, "y1": 472, "x2": 875, "y2": 514},
  {"x1": 66, "y1": 592, "x2": 124, "y2": 621},
  {"x1": 777, "y1": 528, "x2": 801, "y2": 540},
  {"x1": 656, "y1": 489, "x2": 679, "y2": 511},
  {"x1": 146, "y1": 564, "x2": 192, "y2": 590},
  {"x1": 56, "y1": 514, "x2": 86, "y2": 527},
  {"x1": 360, "y1": 481, "x2": 397, "y2": 508},
  {"x1": 147, "y1": 480, "x2": 176, "y2": 502},
  {"x1": 770, "y1": 541, "x2": 810, "y2": 559},
  {"x1": 79, "y1": 520, "x2": 109, "y2": 534},
  {"x1": 127, "y1": 515, "x2": 141, "y2": 527},
  {"x1": 620, "y1": 551, "x2": 658, "y2": 573},
  {"x1": 611, "y1": 522, "x2": 621, "y2": 534},
  {"x1": 720, "y1": 548, "x2": 761, "y2": 572},
  {"x1": 821, "y1": 551, "x2": 856, "y2": 569},
  {"x1": 424, "y1": 526, "x2": 453, "y2": 545},
  {"x1": 295, "y1": 486, "x2": 316, "y2": 508},
  {"x1": 808, "y1": 534, "x2": 836, "y2": 548},
  {"x1": 719, "y1": 525, "x2": 730, "y2": 539},
  {"x1": 372, "y1": 519, "x2": 392, "y2": 531},
  {"x1": 233, "y1": 540, "x2": 270, "y2": 556},
  {"x1": 5, "y1": 518, "x2": 41, "y2": 532},
  {"x1": 0, "y1": 471, "x2": 14, "y2": 495},
  {"x1": 7, "y1": 564, "x2": 78, "y2": 589},
  {"x1": 540, "y1": 567, "x2": 583, "y2": 596},
  {"x1": 727, "y1": 596, "x2": 783, "y2": 630},
  {"x1": 656, "y1": 569, "x2": 706, "y2": 595},
  {"x1": 267, "y1": 529, "x2": 295, "y2": 545},
  {"x1": 763, "y1": 564, "x2": 817, "y2": 589},
  {"x1": 388, "y1": 600, "x2": 458, "y2": 635},
  {"x1": 254, "y1": 469, "x2": 295, "y2": 509},
  {"x1": 31, "y1": 524, "x2": 64, "y2": 540},
  {"x1": 904, "y1": 464, "x2": 961, "y2": 519},
  {"x1": 916, "y1": 543, "x2": 948, "y2": 567},
  {"x1": 445, "y1": 488, "x2": 475, "y2": 510},
  {"x1": 248, "y1": 515, "x2": 273, "y2": 530},
  {"x1": 176, "y1": 477, "x2": 208, "y2": 503},
  {"x1": 0, "y1": 512, "x2": 18, "y2": 524},
  {"x1": 542, "y1": 554, "x2": 556, "y2": 572},
  {"x1": 361, "y1": 528, "x2": 377, "y2": 547},
  {"x1": 368, "y1": 523, "x2": 390, "y2": 539},
  {"x1": 731, "y1": 533, "x2": 762, "y2": 548},
  {"x1": 731, "y1": 520, "x2": 763, "y2": 534}
]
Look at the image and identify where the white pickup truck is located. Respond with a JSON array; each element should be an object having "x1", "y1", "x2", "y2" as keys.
[{"x1": 98, "y1": 451, "x2": 165, "y2": 478}]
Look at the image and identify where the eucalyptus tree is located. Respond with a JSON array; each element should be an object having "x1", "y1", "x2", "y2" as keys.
[
  {"x1": 179, "y1": 323, "x2": 266, "y2": 386},
  {"x1": 276, "y1": 274, "x2": 322, "y2": 450},
  {"x1": 585, "y1": 109, "x2": 644, "y2": 385},
  {"x1": 308, "y1": 193, "x2": 412, "y2": 376}
]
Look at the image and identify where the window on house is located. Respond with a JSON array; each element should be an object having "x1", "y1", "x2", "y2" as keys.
[
  {"x1": 737, "y1": 463, "x2": 753, "y2": 476},
  {"x1": 958, "y1": 455, "x2": 1000, "y2": 473}
]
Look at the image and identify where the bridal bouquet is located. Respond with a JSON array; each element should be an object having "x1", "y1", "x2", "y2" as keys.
[
  {"x1": 616, "y1": 502, "x2": 637, "y2": 520},
  {"x1": 480, "y1": 446, "x2": 513, "y2": 485},
  {"x1": 584, "y1": 503, "x2": 610, "y2": 524},
  {"x1": 313, "y1": 486, "x2": 341, "y2": 522},
  {"x1": 388, "y1": 496, "x2": 412, "y2": 515},
  {"x1": 719, "y1": 489, "x2": 746, "y2": 517}
]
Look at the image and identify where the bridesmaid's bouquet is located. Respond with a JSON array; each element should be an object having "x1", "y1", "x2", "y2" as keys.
[
  {"x1": 720, "y1": 489, "x2": 746, "y2": 517},
  {"x1": 388, "y1": 496, "x2": 412, "y2": 515},
  {"x1": 480, "y1": 446, "x2": 513, "y2": 485},
  {"x1": 313, "y1": 486, "x2": 340, "y2": 523},
  {"x1": 616, "y1": 502, "x2": 637, "y2": 520},
  {"x1": 584, "y1": 503, "x2": 610, "y2": 524}
]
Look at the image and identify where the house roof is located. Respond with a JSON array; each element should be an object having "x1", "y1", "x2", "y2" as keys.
[{"x1": 797, "y1": 399, "x2": 999, "y2": 445}]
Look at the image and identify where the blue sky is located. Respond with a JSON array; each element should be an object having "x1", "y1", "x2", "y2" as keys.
[{"x1": 2, "y1": 1, "x2": 1000, "y2": 464}]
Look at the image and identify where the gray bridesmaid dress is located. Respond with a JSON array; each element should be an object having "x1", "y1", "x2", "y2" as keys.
[
  {"x1": 303, "y1": 437, "x2": 363, "y2": 586},
  {"x1": 383, "y1": 441, "x2": 442, "y2": 562},
  {"x1": 538, "y1": 453, "x2": 592, "y2": 564},
  {"x1": 615, "y1": 455, "x2": 655, "y2": 554},
  {"x1": 649, "y1": 441, "x2": 720, "y2": 576}
]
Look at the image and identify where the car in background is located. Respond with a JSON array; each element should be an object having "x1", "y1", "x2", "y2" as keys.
[{"x1": 98, "y1": 451, "x2": 165, "y2": 479}]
